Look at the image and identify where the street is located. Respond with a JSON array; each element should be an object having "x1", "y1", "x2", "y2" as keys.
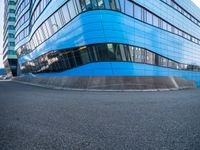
[{"x1": 0, "y1": 81, "x2": 200, "y2": 150}]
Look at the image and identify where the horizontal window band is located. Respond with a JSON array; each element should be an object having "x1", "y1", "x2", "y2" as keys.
[
  {"x1": 161, "y1": 0, "x2": 200, "y2": 28},
  {"x1": 20, "y1": 43, "x2": 200, "y2": 75}
]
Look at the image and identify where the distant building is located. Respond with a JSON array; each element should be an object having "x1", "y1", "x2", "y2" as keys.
[
  {"x1": 3, "y1": 0, "x2": 17, "y2": 77},
  {"x1": 15, "y1": 0, "x2": 200, "y2": 87},
  {"x1": 0, "y1": 68, "x2": 5, "y2": 75}
]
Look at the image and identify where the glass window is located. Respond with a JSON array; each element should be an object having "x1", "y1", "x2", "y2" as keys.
[
  {"x1": 96, "y1": 44, "x2": 108, "y2": 61},
  {"x1": 61, "y1": 51, "x2": 71, "y2": 69},
  {"x1": 107, "y1": 44, "x2": 116, "y2": 61},
  {"x1": 135, "y1": 47, "x2": 145, "y2": 63},
  {"x1": 113, "y1": 44, "x2": 122, "y2": 61},
  {"x1": 85, "y1": 0, "x2": 92, "y2": 10},
  {"x1": 97, "y1": 0, "x2": 105, "y2": 9},
  {"x1": 68, "y1": 0, "x2": 77, "y2": 19},
  {"x1": 43, "y1": 0, "x2": 47, "y2": 7},
  {"x1": 153, "y1": 15, "x2": 159, "y2": 27},
  {"x1": 50, "y1": 15, "x2": 59, "y2": 33},
  {"x1": 75, "y1": 0, "x2": 82, "y2": 13},
  {"x1": 146, "y1": 51, "x2": 155, "y2": 64},
  {"x1": 109, "y1": 0, "x2": 116, "y2": 10},
  {"x1": 41, "y1": 0, "x2": 44, "y2": 10},
  {"x1": 43, "y1": 21, "x2": 50, "y2": 38},
  {"x1": 162, "y1": 21, "x2": 167, "y2": 30},
  {"x1": 91, "y1": 0, "x2": 98, "y2": 9},
  {"x1": 159, "y1": 56, "x2": 168, "y2": 67},
  {"x1": 45, "y1": 19, "x2": 53, "y2": 37},
  {"x1": 118, "y1": 44, "x2": 129, "y2": 61},
  {"x1": 159, "y1": 19, "x2": 163, "y2": 28},
  {"x1": 74, "y1": 48, "x2": 90, "y2": 65},
  {"x1": 178, "y1": 30, "x2": 182, "y2": 36},
  {"x1": 38, "y1": 27, "x2": 45, "y2": 42},
  {"x1": 54, "y1": 11, "x2": 63, "y2": 28},
  {"x1": 30, "y1": 39, "x2": 35, "y2": 50},
  {"x1": 167, "y1": 23, "x2": 171, "y2": 32},
  {"x1": 115, "y1": 0, "x2": 121, "y2": 11},
  {"x1": 142, "y1": 9, "x2": 147, "y2": 22},
  {"x1": 146, "y1": 11, "x2": 152, "y2": 24},
  {"x1": 168, "y1": 60, "x2": 173, "y2": 68},
  {"x1": 79, "y1": 0, "x2": 86, "y2": 11},
  {"x1": 32, "y1": 35, "x2": 38, "y2": 47},
  {"x1": 134, "y1": 4, "x2": 142, "y2": 20},
  {"x1": 125, "y1": 1, "x2": 133, "y2": 16},
  {"x1": 36, "y1": 30, "x2": 42, "y2": 44},
  {"x1": 61, "y1": 4, "x2": 71, "y2": 23},
  {"x1": 58, "y1": 9, "x2": 65, "y2": 26},
  {"x1": 185, "y1": 33, "x2": 190, "y2": 40},
  {"x1": 174, "y1": 27, "x2": 178, "y2": 35},
  {"x1": 88, "y1": 46, "x2": 98, "y2": 61},
  {"x1": 104, "y1": 0, "x2": 110, "y2": 9},
  {"x1": 72, "y1": 0, "x2": 79, "y2": 14},
  {"x1": 68, "y1": 51, "x2": 77, "y2": 68},
  {"x1": 25, "y1": 12, "x2": 29, "y2": 21},
  {"x1": 119, "y1": 0, "x2": 125, "y2": 12}
]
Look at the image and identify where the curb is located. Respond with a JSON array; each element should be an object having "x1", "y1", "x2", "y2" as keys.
[{"x1": 12, "y1": 80, "x2": 190, "y2": 92}]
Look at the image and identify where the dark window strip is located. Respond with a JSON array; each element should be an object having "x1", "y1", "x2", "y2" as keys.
[{"x1": 20, "y1": 43, "x2": 200, "y2": 74}]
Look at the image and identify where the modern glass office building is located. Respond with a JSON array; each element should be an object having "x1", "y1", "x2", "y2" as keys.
[
  {"x1": 3, "y1": 0, "x2": 17, "y2": 77},
  {"x1": 16, "y1": 0, "x2": 200, "y2": 87}
]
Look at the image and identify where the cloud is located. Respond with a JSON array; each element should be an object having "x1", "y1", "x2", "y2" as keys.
[{"x1": 192, "y1": 0, "x2": 200, "y2": 8}]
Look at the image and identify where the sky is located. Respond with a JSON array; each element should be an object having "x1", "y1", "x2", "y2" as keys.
[
  {"x1": 192, "y1": 0, "x2": 200, "y2": 8},
  {"x1": 0, "y1": 0, "x2": 200, "y2": 69}
]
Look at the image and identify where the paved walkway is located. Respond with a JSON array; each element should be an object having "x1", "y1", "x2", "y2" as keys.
[{"x1": 0, "y1": 81, "x2": 200, "y2": 150}]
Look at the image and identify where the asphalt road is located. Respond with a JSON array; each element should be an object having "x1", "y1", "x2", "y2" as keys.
[{"x1": 0, "y1": 81, "x2": 200, "y2": 150}]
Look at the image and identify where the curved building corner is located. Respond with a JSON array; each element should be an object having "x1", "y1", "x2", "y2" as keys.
[{"x1": 15, "y1": 0, "x2": 200, "y2": 88}]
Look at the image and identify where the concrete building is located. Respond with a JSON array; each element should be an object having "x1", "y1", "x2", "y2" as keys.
[
  {"x1": 3, "y1": 0, "x2": 17, "y2": 77},
  {"x1": 15, "y1": 0, "x2": 200, "y2": 87}
]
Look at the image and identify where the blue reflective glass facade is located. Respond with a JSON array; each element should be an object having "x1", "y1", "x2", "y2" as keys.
[
  {"x1": 15, "y1": 0, "x2": 200, "y2": 87},
  {"x1": 3, "y1": 0, "x2": 17, "y2": 77}
]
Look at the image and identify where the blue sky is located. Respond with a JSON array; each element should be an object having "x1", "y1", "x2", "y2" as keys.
[{"x1": 0, "y1": 0, "x2": 200, "y2": 69}]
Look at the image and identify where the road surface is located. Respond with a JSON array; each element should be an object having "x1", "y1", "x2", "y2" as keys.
[{"x1": 0, "y1": 81, "x2": 200, "y2": 150}]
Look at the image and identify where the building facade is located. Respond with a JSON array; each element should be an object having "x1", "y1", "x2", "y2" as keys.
[
  {"x1": 0, "y1": 68, "x2": 6, "y2": 76},
  {"x1": 3, "y1": 0, "x2": 17, "y2": 77},
  {"x1": 16, "y1": 0, "x2": 200, "y2": 87}
]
